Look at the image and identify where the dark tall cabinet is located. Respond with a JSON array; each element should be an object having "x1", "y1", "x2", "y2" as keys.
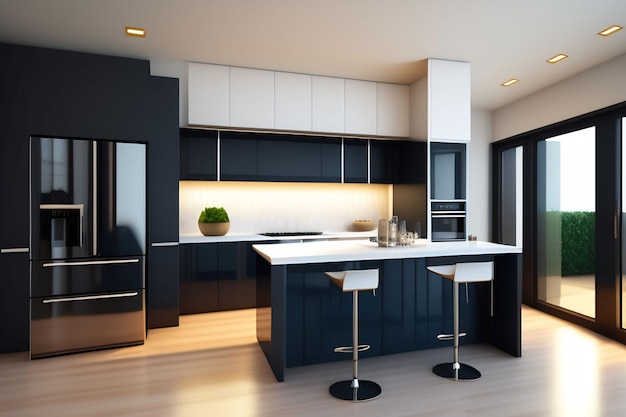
[
  {"x1": 0, "y1": 42, "x2": 180, "y2": 353},
  {"x1": 0, "y1": 44, "x2": 38, "y2": 353},
  {"x1": 147, "y1": 76, "x2": 180, "y2": 329}
]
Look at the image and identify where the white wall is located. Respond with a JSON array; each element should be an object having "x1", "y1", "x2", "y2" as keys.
[
  {"x1": 467, "y1": 108, "x2": 492, "y2": 241},
  {"x1": 150, "y1": 60, "x2": 189, "y2": 127},
  {"x1": 493, "y1": 53, "x2": 626, "y2": 141},
  {"x1": 484, "y1": 52, "x2": 626, "y2": 245}
]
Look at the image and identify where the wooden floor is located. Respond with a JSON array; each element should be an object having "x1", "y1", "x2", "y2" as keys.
[{"x1": 2, "y1": 306, "x2": 626, "y2": 417}]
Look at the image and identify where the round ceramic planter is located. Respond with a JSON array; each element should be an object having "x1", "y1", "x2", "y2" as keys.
[{"x1": 198, "y1": 222, "x2": 230, "y2": 236}]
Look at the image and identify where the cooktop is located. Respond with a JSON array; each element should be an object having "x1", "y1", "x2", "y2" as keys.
[{"x1": 260, "y1": 232, "x2": 323, "y2": 237}]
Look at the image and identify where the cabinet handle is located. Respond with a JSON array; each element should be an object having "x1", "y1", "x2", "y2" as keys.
[
  {"x1": 432, "y1": 214, "x2": 466, "y2": 218},
  {"x1": 151, "y1": 242, "x2": 179, "y2": 247},
  {"x1": 43, "y1": 292, "x2": 139, "y2": 304},
  {"x1": 1, "y1": 248, "x2": 29, "y2": 254},
  {"x1": 42, "y1": 258, "x2": 140, "y2": 268}
]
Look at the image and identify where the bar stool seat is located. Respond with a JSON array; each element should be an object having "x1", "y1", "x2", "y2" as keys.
[
  {"x1": 325, "y1": 269, "x2": 381, "y2": 402},
  {"x1": 427, "y1": 261, "x2": 494, "y2": 381}
]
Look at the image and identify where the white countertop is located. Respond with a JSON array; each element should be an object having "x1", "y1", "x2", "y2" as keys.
[
  {"x1": 179, "y1": 231, "x2": 376, "y2": 244},
  {"x1": 252, "y1": 239, "x2": 522, "y2": 265}
]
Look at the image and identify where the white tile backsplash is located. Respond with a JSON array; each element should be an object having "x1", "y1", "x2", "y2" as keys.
[{"x1": 180, "y1": 181, "x2": 392, "y2": 235}]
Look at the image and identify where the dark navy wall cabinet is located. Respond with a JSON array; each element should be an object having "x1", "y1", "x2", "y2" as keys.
[
  {"x1": 220, "y1": 133, "x2": 259, "y2": 181},
  {"x1": 180, "y1": 128, "x2": 218, "y2": 180},
  {"x1": 371, "y1": 140, "x2": 427, "y2": 184},
  {"x1": 181, "y1": 128, "x2": 426, "y2": 185},
  {"x1": 344, "y1": 138, "x2": 368, "y2": 183},
  {"x1": 220, "y1": 131, "x2": 342, "y2": 183}
]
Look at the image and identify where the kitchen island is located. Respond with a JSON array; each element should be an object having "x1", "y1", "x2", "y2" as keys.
[{"x1": 253, "y1": 239, "x2": 522, "y2": 382}]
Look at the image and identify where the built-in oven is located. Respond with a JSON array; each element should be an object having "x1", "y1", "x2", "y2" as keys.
[{"x1": 431, "y1": 201, "x2": 466, "y2": 242}]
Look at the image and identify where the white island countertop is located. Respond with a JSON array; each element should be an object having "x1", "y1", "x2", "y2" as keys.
[{"x1": 252, "y1": 239, "x2": 522, "y2": 265}]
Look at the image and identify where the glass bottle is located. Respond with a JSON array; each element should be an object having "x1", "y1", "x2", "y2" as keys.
[{"x1": 388, "y1": 216, "x2": 398, "y2": 247}]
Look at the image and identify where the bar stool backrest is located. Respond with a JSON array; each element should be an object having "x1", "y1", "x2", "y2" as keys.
[
  {"x1": 326, "y1": 269, "x2": 379, "y2": 292},
  {"x1": 454, "y1": 261, "x2": 494, "y2": 283}
]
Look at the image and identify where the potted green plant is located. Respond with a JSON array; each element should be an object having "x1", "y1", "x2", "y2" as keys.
[{"x1": 198, "y1": 206, "x2": 230, "y2": 236}]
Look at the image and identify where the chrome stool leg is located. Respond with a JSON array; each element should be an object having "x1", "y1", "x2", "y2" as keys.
[
  {"x1": 329, "y1": 289, "x2": 382, "y2": 401},
  {"x1": 432, "y1": 281, "x2": 481, "y2": 381}
]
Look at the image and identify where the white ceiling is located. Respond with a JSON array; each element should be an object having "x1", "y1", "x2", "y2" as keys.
[{"x1": 1, "y1": 0, "x2": 625, "y2": 110}]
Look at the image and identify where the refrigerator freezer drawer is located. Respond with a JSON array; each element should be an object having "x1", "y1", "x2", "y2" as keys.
[
  {"x1": 30, "y1": 289, "x2": 145, "y2": 359},
  {"x1": 30, "y1": 256, "x2": 145, "y2": 298}
]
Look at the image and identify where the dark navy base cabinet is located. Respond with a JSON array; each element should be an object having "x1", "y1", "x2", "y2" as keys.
[
  {"x1": 282, "y1": 258, "x2": 490, "y2": 368},
  {"x1": 179, "y1": 242, "x2": 258, "y2": 314},
  {"x1": 256, "y1": 253, "x2": 521, "y2": 382}
]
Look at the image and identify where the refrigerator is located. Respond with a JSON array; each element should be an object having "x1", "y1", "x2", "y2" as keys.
[{"x1": 29, "y1": 136, "x2": 146, "y2": 359}]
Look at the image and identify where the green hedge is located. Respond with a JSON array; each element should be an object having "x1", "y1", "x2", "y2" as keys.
[{"x1": 546, "y1": 211, "x2": 595, "y2": 276}]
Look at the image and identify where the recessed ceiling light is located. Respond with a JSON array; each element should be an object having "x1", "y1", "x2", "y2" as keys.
[
  {"x1": 547, "y1": 54, "x2": 568, "y2": 64},
  {"x1": 501, "y1": 78, "x2": 519, "y2": 87},
  {"x1": 598, "y1": 25, "x2": 623, "y2": 36},
  {"x1": 125, "y1": 26, "x2": 146, "y2": 37}
]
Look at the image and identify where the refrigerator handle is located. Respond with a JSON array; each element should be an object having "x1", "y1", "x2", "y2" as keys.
[
  {"x1": 42, "y1": 258, "x2": 141, "y2": 268},
  {"x1": 42, "y1": 292, "x2": 139, "y2": 304},
  {"x1": 93, "y1": 141, "x2": 98, "y2": 256}
]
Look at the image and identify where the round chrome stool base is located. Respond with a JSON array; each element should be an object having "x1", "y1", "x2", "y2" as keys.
[
  {"x1": 329, "y1": 379, "x2": 382, "y2": 402},
  {"x1": 433, "y1": 362, "x2": 481, "y2": 381}
]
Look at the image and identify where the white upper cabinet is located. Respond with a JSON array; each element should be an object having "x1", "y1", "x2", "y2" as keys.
[
  {"x1": 187, "y1": 61, "x2": 466, "y2": 139},
  {"x1": 409, "y1": 76, "x2": 428, "y2": 140},
  {"x1": 188, "y1": 63, "x2": 230, "y2": 126},
  {"x1": 311, "y1": 76, "x2": 345, "y2": 134},
  {"x1": 345, "y1": 79, "x2": 377, "y2": 135},
  {"x1": 428, "y1": 59, "x2": 471, "y2": 142},
  {"x1": 275, "y1": 72, "x2": 312, "y2": 131},
  {"x1": 229, "y1": 67, "x2": 275, "y2": 130},
  {"x1": 377, "y1": 83, "x2": 410, "y2": 137}
]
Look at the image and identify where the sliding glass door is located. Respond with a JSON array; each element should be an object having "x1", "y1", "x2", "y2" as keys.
[
  {"x1": 537, "y1": 127, "x2": 596, "y2": 318},
  {"x1": 499, "y1": 147, "x2": 523, "y2": 247},
  {"x1": 493, "y1": 103, "x2": 626, "y2": 345}
]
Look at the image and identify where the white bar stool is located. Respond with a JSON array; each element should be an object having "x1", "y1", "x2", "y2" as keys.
[
  {"x1": 426, "y1": 261, "x2": 494, "y2": 381},
  {"x1": 324, "y1": 269, "x2": 382, "y2": 401}
]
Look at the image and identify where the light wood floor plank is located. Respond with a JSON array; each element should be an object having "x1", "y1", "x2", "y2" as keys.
[{"x1": 1, "y1": 306, "x2": 626, "y2": 416}]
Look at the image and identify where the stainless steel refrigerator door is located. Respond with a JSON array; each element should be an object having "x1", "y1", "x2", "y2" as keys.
[
  {"x1": 30, "y1": 137, "x2": 146, "y2": 260},
  {"x1": 30, "y1": 289, "x2": 145, "y2": 359}
]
